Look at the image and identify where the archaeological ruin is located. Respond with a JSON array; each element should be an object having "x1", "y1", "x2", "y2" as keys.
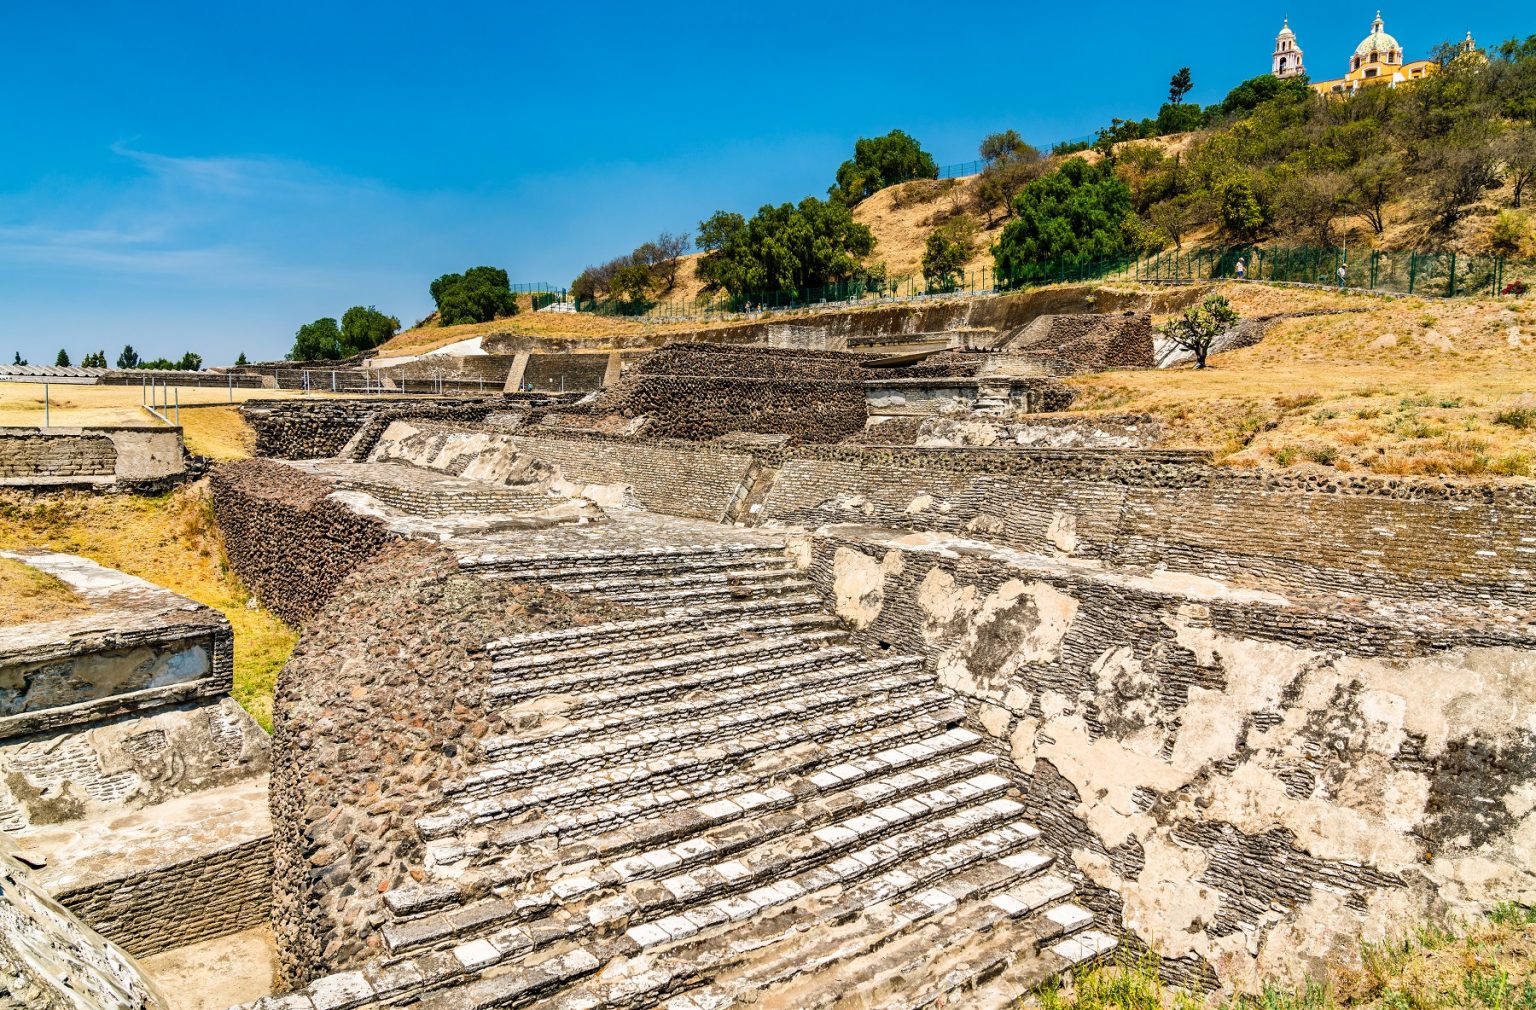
[{"x1": 3, "y1": 289, "x2": 1534, "y2": 1010}]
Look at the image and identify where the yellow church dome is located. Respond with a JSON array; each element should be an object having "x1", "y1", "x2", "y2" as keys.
[{"x1": 1354, "y1": 12, "x2": 1401, "y2": 58}]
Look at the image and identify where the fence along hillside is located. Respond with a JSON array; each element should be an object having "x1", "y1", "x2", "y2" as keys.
[{"x1": 569, "y1": 244, "x2": 1534, "y2": 321}]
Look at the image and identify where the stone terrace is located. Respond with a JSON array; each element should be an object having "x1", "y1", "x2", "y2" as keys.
[{"x1": 234, "y1": 457, "x2": 1115, "y2": 1010}]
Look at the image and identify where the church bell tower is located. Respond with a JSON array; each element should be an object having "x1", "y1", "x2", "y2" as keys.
[{"x1": 1273, "y1": 18, "x2": 1305, "y2": 78}]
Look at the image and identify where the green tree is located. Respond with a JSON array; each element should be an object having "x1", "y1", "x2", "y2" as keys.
[
  {"x1": 1496, "y1": 126, "x2": 1536, "y2": 208},
  {"x1": 176, "y1": 352, "x2": 203, "y2": 371},
  {"x1": 1487, "y1": 211, "x2": 1532, "y2": 258},
  {"x1": 696, "y1": 211, "x2": 746, "y2": 252},
  {"x1": 116, "y1": 345, "x2": 139, "y2": 369},
  {"x1": 54, "y1": 349, "x2": 70, "y2": 368},
  {"x1": 235, "y1": 352, "x2": 248, "y2": 366},
  {"x1": 1215, "y1": 178, "x2": 1269, "y2": 240},
  {"x1": 992, "y1": 157, "x2": 1133, "y2": 279},
  {"x1": 1155, "y1": 102, "x2": 1207, "y2": 134},
  {"x1": 922, "y1": 217, "x2": 978, "y2": 291},
  {"x1": 340, "y1": 306, "x2": 400, "y2": 355},
  {"x1": 1161, "y1": 295, "x2": 1241, "y2": 369},
  {"x1": 608, "y1": 262, "x2": 656, "y2": 304},
  {"x1": 1168, "y1": 67, "x2": 1193, "y2": 105},
  {"x1": 430, "y1": 266, "x2": 518, "y2": 326},
  {"x1": 832, "y1": 130, "x2": 938, "y2": 205},
  {"x1": 81, "y1": 350, "x2": 107, "y2": 368},
  {"x1": 1214, "y1": 74, "x2": 1312, "y2": 119},
  {"x1": 695, "y1": 196, "x2": 876, "y2": 298},
  {"x1": 12, "y1": 352, "x2": 26, "y2": 366},
  {"x1": 979, "y1": 130, "x2": 1032, "y2": 164},
  {"x1": 289, "y1": 318, "x2": 342, "y2": 360}
]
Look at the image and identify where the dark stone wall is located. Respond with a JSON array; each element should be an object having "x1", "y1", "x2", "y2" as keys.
[
  {"x1": 241, "y1": 397, "x2": 507, "y2": 460},
  {"x1": 0, "y1": 431, "x2": 115, "y2": 482},
  {"x1": 210, "y1": 459, "x2": 398, "y2": 626}
]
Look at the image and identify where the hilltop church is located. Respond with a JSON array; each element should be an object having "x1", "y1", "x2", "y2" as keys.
[{"x1": 1271, "y1": 11, "x2": 1476, "y2": 95}]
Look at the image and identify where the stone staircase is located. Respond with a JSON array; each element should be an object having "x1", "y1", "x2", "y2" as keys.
[{"x1": 265, "y1": 536, "x2": 1115, "y2": 1010}]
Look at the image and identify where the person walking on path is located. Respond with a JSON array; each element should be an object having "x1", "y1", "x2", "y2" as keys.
[
  {"x1": 1337, "y1": 263, "x2": 1348, "y2": 289},
  {"x1": 1235, "y1": 258, "x2": 1246, "y2": 281}
]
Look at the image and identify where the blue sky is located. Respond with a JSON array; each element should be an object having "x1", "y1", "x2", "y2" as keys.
[{"x1": 0, "y1": 1, "x2": 1525, "y2": 365}]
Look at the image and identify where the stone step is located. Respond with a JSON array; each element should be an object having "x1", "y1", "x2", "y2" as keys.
[
  {"x1": 451, "y1": 658, "x2": 929, "y2": 797},
  {"x1": 486, "y1": 565, "x2": 801, "y2": 600},
  {"x1": 482, "y1": 645, "x2": 892, "y2": 757},
  {"x1": 393, "y1": 728, "x2": 988, "y2": 923},
  {"x1": 419, "y1": 694, "x2": 965, "y2": 837},
  {"x1": 487, "y1": 611, "x2": 840, "y2": 678},
  {"x1": 489, "y1": 628, "x2": 846, "y2": 707},
  {"x1": 603, "y1": 576, "x2": 816, "y2": 609},
  {"x1": 458, "y1": 542, "x2": 789, "y2": 578}
]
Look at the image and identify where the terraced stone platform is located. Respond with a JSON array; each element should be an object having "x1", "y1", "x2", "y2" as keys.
[{"x1": 246, "y1": 461, "x2": 1114, "y2": 1010}]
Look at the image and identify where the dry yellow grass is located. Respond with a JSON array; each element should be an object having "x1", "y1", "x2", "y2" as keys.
[
  {"x1": 179, "y1": 406, "x2": 255, "y2": 460},
  {"x1": 0, "y1": 383, "x2": 339, "y2": 429},
  {"x1": 0, "y1": 556, "x2": 88, "y2": 624},
  {"x1": 1069, "y1": 283, "x2": 1536, "y2": 477},
  {"x1": 0, "y1": 485, "x2": 294, "y2": 729}
]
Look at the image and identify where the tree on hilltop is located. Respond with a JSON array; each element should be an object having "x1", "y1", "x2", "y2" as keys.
[
  {"x1": 832, "y1": 130, "x2": 938, "y2": 205},
  {"x1": 235, "y1": 352, "x2": 248, "y2": 366},
  {"x1": 430, "y1": 266, "x2": 518, "y2": 326},
  {"x1": 695, "y1": 197, "x2": 876, "y2": 298},
  {"x1": 992, "y1": 157, "x2": 1132, "y2": 277},
  {"x1": 341, "y1": 306, "x2": 400, "y2": 354},
  {"x1": 979, "y1": 130, "x2": 1032, "y2": 165},
  {"x1": 1168, "y1": 67, "x2": 1193, "y2": 105},
  {"x1": 54, "y1": 349, "x2": 70, "y2": 368}
]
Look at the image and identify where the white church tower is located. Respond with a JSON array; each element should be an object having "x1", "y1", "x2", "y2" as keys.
[{"x1": 1273, "y1": 18, "x2": 1305, "y2": 78}]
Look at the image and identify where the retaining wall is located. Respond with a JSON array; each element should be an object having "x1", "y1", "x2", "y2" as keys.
[
  {"x1": 0, "y1": 426, "x2": 184, "y2": 486},
  {"x1": 210, "y1": 459, "x2": 398, "y2": 625},
  {"x1": 57, "y1": 838, "x2": 272, "y2": 959},
  {"x1": 802, "y1": 529, "x2": 1536, "y2": 991},
  {"x1": 760, "y1": 447, "x2": 1536, "y2": 611}
]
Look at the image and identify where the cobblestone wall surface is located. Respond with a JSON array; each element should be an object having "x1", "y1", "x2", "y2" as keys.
[
  {"x1": 210, "y1": 459, "x2": 397, "y2": 625},
  {"x1": 762, "y1": 448, "x2": 1536, "y2": 610},
  {"x1": 241, "y1": 397, "x2": 506, "y2": 459},
  {"x1": 268, "y1": 542, "x2": 620, "y2": 986},
  {"x1": 998, "y1": 311, "x2": 1155, "y2": 371},
  {"x1": 0, "y1": 431, "x2": 116, "y2": 483},
  {"x1": 57, "y1": 838, "x2": 272, "y2": 959},
  {"x1": 803, "y1": 532, "x2": 1536, "y2": 991}
]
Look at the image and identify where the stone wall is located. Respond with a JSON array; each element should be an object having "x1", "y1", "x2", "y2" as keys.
[
  {"x1": 56, "y1": 838, "x2": 272, "y2": 959},
  {"x1": 241, "y1": 397, "x2": 506, "y2": 460},
  {"x1": 522, "y1": 352, "x2": 612, "y2": 392},
  {"x1": 760, "y1": 447, "x2": 1536, "y2": 612},
  {"x1": 503, "y1": 432, "x2": 757, "y2": 520},
  {"x1": 997, "y1": 311, "x2": 1156, "y2": 371},
  {"x1": 210, "y1": 459, "x2": 398, "y2": 625},
  {"x1": 801, "y1": 530, "x2": 1536, "y2": 991},
  {"x1": 0, "y1": 430, "x2": 116, "y2": 485}
]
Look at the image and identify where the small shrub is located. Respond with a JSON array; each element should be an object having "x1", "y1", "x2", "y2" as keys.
[
  {"x1": 1312, "y1": 409, "x2": 1340, "y2": 421},
  {"x1": 1438, "y1": 398, "x2": 1463, "y2": 409},
  {"x1": 1305, "y1": 445, "x2": 1338, "y2": 466},
  {"x1": 1398, "y1": 395, "x2": 1434, "y2": 410},
  {"x1": 1488, "y1": 902, "x2": 1536, "y2": 926},
  {"x1": 1273, "y1": 445, "x2": 1299, "y2": 466},
  {"x1": 1493, "y1": 407, "x2": 1536, "y2": 430},
  {"x1": 1355, "y1": 407, "x2": 1382, "y2": 420}
]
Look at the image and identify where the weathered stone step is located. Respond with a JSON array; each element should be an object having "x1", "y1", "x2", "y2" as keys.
[
  {"x1": 458, "y1": 541, "x2": 788, "y2": 577},
  {"x1": 455, "y1": 658, "x2": 929, "y2": 795},
  {"x1": 489, "y1": 629, "x2": 846, "y2": 707},
  {"x1": 488, "y1": 611, "x2": 839, "y2": 678},
  {"x1": 482, "y1": 646, "x2": 890, "y2": 757},
  {"x1": 489, "y1": 565, "x2": 800, "y2": 600},
  {"x1": 602, "y1": 577, "x2": 816, "y2": 609},
  {"x1": 422, "y1": 693, "x2": 965, "y2": 833},
  {"x1": 392, "y1": 730, "x2": 989, "y2": 924}
]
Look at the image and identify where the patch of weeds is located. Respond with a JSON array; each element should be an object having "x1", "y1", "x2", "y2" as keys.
[
  {"x1": 1312, "y1": 409, "x2": 1340, "y2": 422},
  {"x1": 1419, "y1": 314, "x2": 1438, "y2": 329},
  {"x1": 1440, "y1": 435, "x2": 1490, "y2": 454},
  {"x1": 1439, "y1": 398, "x2": 1463, "y2": 409},
  {"x1": 1276, "y1": 392, "x2": 1322, "y2": 411},
  {"x1": 1398, "y1": 395, "x2": 1435, "y2": 410},
  {"x1": 1461, "y1": 969, "x2": 1536, "y2": 1010},
  {"x1": 1273, "y1": 446, "x2": 1300, "y2": 466},
  {"x1": 1356, "y1": 407, "x2": 1383, "y2": 420},
  {"x1": 1488, "y1": 902, "x2": 1536, "y2": 927},
  {"x1": 1494, "y1": 407, "x2": 1536, "y2": 430},
  {"x1": 1305, "y1": 445, "x2": 1339, "y2": 466},
  {"x1": 1391, "y1": 415, "x2": 1445, "y2": 440}
]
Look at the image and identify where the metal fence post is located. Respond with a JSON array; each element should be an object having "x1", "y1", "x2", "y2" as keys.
[
  {"x1": 43, "y1": 382, "x2": 49, "y2": 429},
  {"x1": 1448, "y1": 252, "x2": 1457, "y2": 297}
]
